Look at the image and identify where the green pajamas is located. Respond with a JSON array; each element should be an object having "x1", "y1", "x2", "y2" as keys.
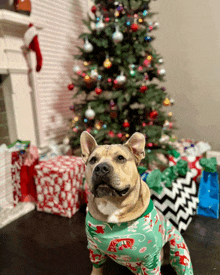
[{"x1": 86, "y1": 199, "x2": 193, "y2": 275}]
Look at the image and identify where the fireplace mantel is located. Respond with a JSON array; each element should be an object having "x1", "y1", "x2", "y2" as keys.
[{"x1": 0, "y1": 9, "x2": 44, "y2": 146}]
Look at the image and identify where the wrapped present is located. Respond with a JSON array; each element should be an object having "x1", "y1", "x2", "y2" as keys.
[
  {"x1": 150, "y1": 171, "x2": 199, "y2": 233},
  {"x1": 197, "y1": 158, "x2": 219, "y2": 219},
  {"x1": 168, "y1": 151, "x2": 203, "y2": 183},
  {"x1": 0, "y1": 145, "x2": 14, "y2": 210},
  {"x1": 34, "y1": 156, "x2": 85, "y2": 218}
]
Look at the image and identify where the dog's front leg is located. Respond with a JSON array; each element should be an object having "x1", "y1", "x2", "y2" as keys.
[{"x1": 91, "y1": 265, "x2": 104, "y2": 275}]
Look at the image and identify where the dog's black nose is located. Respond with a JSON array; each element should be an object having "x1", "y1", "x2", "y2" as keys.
[{"x1": 94, "y1": 163, "x2": 111, "y2": 176}]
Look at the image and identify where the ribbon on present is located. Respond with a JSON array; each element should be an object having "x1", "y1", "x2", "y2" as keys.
[
  {"x1": 140, "y1": 159, "x2": 188, "y2": 194},
  {"x1": 199, "y1": 157, "x2": 217, "y2": 173},
  {"x1": 168, "y1": 149, "x2": 181, "y2": 159}
]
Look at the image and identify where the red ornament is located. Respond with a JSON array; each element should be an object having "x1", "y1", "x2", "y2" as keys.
[
  {"x1": 123, "y1": 120, "x2": 130, "y2": 128},
  {"x1": 95, "y1": 87, "x2": 103, "y2": 95},
  {"x1": 91, "y1": 5, "x2": 97, "y2": 13},
  {"x1": 143, "y1": 59, "x2": 150, "y2": 67},
  {"x1": 149, "y1": 110, "x2": 158, "y2": 119},
  {"x1": 108, "y1": 130, "x2": 115, "y2": 137},
  {"x1": 138, "y1": 66, "x2": 143, "y2": 71},
  {"x1": 140, "y1": 85, "x2": 148, "y2": 93},
  {"x1": 105, "y1": 17, "x2": 110, "y2": 22},
  {"x1": 82, "y1": 72, "x2": 86, "y2": 77},
  {"x1": 108, "y1": 78, "x2": 112, "y2": 83},
  {"x1": 148, "y1": 25, "x2": 153, "y2": 31},
  {"x1": 117, "y1": 133, "x2": 123, "y2": 138},
  {"x1": 142, "y1": 122, "x2": 147, "y2": 127},
  {"x1": 68, "y1": 84, "x2": 74, "y2": 90},
  {"x1": 147, "y1": 143, "x2": 153, "y2": 147},
  {"x1": 131, "y1": 23, "x2": 139, "y2": 32}
]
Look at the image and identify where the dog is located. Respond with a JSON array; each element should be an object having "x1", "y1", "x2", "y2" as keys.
[{"x1": 80, "y1": 131, "x2": 194, "y2": 275}]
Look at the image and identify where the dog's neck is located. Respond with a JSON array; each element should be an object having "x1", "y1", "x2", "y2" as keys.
[{"x1": 88, "y1": 177, "x2": 151, "y2": 223}]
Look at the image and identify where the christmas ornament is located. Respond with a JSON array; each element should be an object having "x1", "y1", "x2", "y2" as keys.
[
  {"x1": 148, "y1": 25, "x2": 153, "y2": 31},
  {"x1": 69, "y1": 106, "x2": 74, "y2": 111},
  {"x1": 147, "y1": 143, "x2": 153, "y2": 147},
  {"x1": 108, "y1": 130, "x2": 115, "y2": 137},
  {"x1": 125, "y1": 134, "x2": 130, "y2": 138},
  {"x1": 143, "y1": 10, "x2": 148, "y2": 16},
  {"x1": 95, "y1": 121, "x2": 102, "y2": 130},
  {"x1": 74, "y1": 116, "x2": 79, "y2": 122},
  {"x1": 68, "y1": 83, "x2": 74, "y2": 90},
  {"x1": 73, "y1": 127, "x2": 78, "y2": 133},
  {"x1": 147, "y1": 55, "x2": 153, "y2": 61},
  {"x1": 84, "y1": 61, "x2": 89, "y2": 66},
  {"x1": 72, "y1": 65, "x2": 81, "y2": 73},
  {"x1": 95, "y1": 87, "x2": 103, "y2": 95},
  {"x1": 143, "y1": 59, "x2": 151, "y2": 67},
  {"x1": 84, "y1": 118, "x2": 88, "y2": 123},
  {"x1": 103, "y1": 55, "x2": 112, "y2": 69},
  {"x1": 168, "y1": 112, "x2": 173, "y2": 117},
  {"x1": 138, "y1": 66, "x2": 143, "y2": 71},
  {"x1": 112, "y1": 25, "x2": 124, "y2": 43},
  {"x1": 82, "y1": 72, "x2": 86, "y2": 77},
  {"x1": 24, "y1": 24, "x2": 42, "y2": 72},
  {"x1": 170, "y1": 98, "x2": 175, "y2": 105},
  {"x1": 91, "y1": 5, "x2": 97, "y2": 13},
  {"x1": 96, "y1": 16, "x2": 105, "y2": 31},
  {"x1": 158, "y1": 68, "x2": 166, "y2": 76},
  {"x1": 116, "y1": 72, "x2": 126, "y2": 85},
  {"x1": 110, "y1": 100, "x2": 115, "y2": 107},
  {"x1": 163, "y1": 98, "x2": 170, "y2": 106},
  {"x1": 84, "y1": 75, "x2": 92, "y2": 83},
  {"x1": 158, "y1": 58, "x2": 163, "y2": 64},
  {"x1": 107, "y1": 78, "x2": 112, "y2": 83},
  {"x1": 138, "y1": 18, "x2": 144, "y2": 23},
  {"x1": 90, "y1": 69, "x2": 99, "y2": 79},
  {"x1": 117, "y1": 133, "x2": 123, "y2": 138},
  {"x1": 84, "y1": 37, "x2": 93, "y2": 53},
  {"x1": 161, "y1": 87, "x2": 166, "y2": 91},
  {"x1": 131, "y1": 23, "x2": 139, "y2": 32},
  {"x1": 153, "y1": 21, "x2": 159, "y2": 28},
  {"x1": 142, "y1": 122, "x2": 147, "y2": 127},
  {"x1": 85, "y1": 106, "x2": 95, "y2": 120},
  {"x1": 144, "y1": 36, "x2": 152, "y2": 42},
  {"x1": 149, "y1": 110, "x2": 158, "y2": 119},
  {"x1": 140, "y1": 85, "x2": 148, "y2": 93},
  {"x1": 130, "y1": 69, "x2": 136, "y2": 77},
  {"x1": 123, "y1": 120, "x2": 130, "y2": 128},
  {"x1": 169, "y1": 122, "x2": 173, "y2": 129}
]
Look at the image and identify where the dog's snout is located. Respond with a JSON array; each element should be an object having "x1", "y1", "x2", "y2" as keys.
[{"x1": 94, "y1": 163, "x2": 111, "y2": 176}]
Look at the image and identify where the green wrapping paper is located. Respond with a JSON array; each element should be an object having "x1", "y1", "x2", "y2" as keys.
[{"x1": 199, "y1": 157, "x2": 217, "y2": 173}]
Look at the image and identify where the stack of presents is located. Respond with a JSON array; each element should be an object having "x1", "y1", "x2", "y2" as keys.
[{"x1": 0, "y1": 136, "x2": 219, "y2": 233}]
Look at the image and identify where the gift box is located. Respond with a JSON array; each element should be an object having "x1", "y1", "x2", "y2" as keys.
[
  {"x1": 197, "y1": 158, "x2": 219, "y2": 219},
  {"x1": 34, "y1": 156, "x2": 85, "y2": 218},
  {"x1": 150, "y1": 171, "x2": 199, "y2": 233}
]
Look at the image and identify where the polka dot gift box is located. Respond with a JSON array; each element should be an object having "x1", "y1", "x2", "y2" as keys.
[{"x1": 34, "y1": 156, "x2": 85, "y2": 218}]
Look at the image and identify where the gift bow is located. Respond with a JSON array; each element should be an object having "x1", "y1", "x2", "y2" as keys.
[
  {"x1": 199, "y1": 157, "x2": 217, "y2": 173},
  {"x1": 144, "y1": 159, "x2": 188, "y2": 194}
]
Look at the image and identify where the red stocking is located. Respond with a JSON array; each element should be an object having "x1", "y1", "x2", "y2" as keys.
[{"x1": 24, "y1": 23, "x2": 43, "y2": 72}]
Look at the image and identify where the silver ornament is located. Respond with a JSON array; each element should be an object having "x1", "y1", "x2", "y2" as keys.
[
  {"x1": 153, "y1": 21, "x2": 159, "y2": 28},
  {"x1": 170, "y1": 98, "x2": 175, "y2": 105},
  {"x1": 96, "y1": 16, "x2": 105, "y2": 31},
  {"x1": 159, "y1": 68, "x2": 166, "y2": 75},
  {"x1": 90, "y1": 69, "x2": 98, "y2": 79},
  {"x1": 158, "y1": 58, "x2": 163, "y2": 64},
  {"x1": 116, "y1": 72, "x2": 126, "y2": 85},
  {"x1": 72, "y1": 65, "x2": 80, "y2": 73},
  {"x1": 84, "y1": 37, "x2": 93, "y2": 53},
  {"x1": 85, "y1": 107, "x2": 95, "y2": 120},
  {"x1": 112, "y1": 26, "x2": 124, "y2": 43}
]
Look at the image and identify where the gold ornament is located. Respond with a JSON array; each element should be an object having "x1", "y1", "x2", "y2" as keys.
[
  {"x1": 103, "y1": 58, "x2": 112, "y2": 69},
  {"x1": 84, "y1": 75, "x2": 92, "y2": 83},
  {"x1": 74, "y1": 116, "x2": 79, "y2": 122},
  {"x1": 147, "y1": 55, "x2": 152, "y2": 61},
  {"x1": 125, "y1": 133, "x2": 130, "y2": 138},
  {"x1": 138, "y1": 18, "x2": 143, "y2": 23},
  {"x1": 163, "y1": 98, "x2": 170, "y2": 106},
  {"x1": 84, "y1": 61, "x2": 89, "y2": 66},
  {"x1": 168, "y1": 112, "x2": 173, "y2": 117}
]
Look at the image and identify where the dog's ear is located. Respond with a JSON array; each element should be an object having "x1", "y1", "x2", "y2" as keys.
[
  {"x1": 80, "y1": 131, "x2": 98, "y2": 163},
  {"x1": 124, "y1": 132, "x2": 145, "y2": 164}
]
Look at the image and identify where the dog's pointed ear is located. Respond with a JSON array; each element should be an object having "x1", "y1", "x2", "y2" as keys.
[
  {"x1": 80, "y1": 131, "x2": 98, "y2": 163},
  {"x1": 124, "y1": 132, "x2": 145, "y2": 164}
]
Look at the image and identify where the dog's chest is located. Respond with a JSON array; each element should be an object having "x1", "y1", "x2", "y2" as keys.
[
  {"x1": 96, "y1": 200, "x2": 122, "y2": 223},
  {"x1": 86, "y1": 206, "x2": 165, "y2": 264}
]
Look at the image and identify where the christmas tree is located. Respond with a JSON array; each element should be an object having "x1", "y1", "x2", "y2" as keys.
[{"x1": 67, "y1": 0, "x2": 176, "y2": 168}]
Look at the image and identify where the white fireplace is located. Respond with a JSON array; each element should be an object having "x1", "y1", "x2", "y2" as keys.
[{"x1": 0, "y1": 9, "x2": 43, "y2": 146}]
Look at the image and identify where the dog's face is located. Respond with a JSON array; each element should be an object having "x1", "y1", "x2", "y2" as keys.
[{"x1": 80, "y1": 131, "x2": 146, "y2": 198}]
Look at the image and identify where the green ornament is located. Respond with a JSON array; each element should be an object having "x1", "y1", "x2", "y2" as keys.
[{"x1": 130, "y1": 69, "x2": 136, "y2": 77}]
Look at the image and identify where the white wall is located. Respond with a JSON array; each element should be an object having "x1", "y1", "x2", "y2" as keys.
[{"x1": 152, "y1": 0, "x2": 220, "y2": 150}]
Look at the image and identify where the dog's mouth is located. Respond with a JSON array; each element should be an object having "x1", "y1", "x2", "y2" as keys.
[{"x1": 93, "y1": 182, "x2": 130, "y2": 198}]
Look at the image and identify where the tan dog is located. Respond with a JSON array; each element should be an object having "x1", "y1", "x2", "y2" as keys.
[{"x1": 80, "y1": 131, "x2": 193, "y2": 275}]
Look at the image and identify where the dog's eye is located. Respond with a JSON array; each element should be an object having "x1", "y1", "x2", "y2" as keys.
[
  {"x1": 117, "y1": 155, "x2": 126, "y2": 161},
  {"x1": 89, "y1": 156, "x2": 97, "y2": 164}
]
